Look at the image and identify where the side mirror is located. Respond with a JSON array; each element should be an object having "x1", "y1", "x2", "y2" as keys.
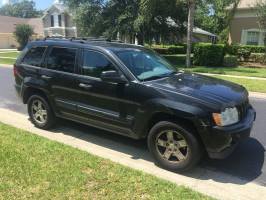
[{"x1": 100, "y1": 71, "x2": 127, "y2": 84}]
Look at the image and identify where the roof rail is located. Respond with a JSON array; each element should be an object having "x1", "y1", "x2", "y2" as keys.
[{"x1": 42, "y1": 36, "x2": 124, "y2": 44}]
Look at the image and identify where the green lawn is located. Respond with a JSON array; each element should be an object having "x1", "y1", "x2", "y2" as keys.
[
  {"x1": 0, "y1": 122, "x2": 211, "y2": 200},
  {"x1": 212, "y1": 75, "x2": 266, "y2": 93},
  {"x1": 0, "y1": 58, "x2": 16, "y2": 65},
  {"x1": 185, "y1": 66, "x2": 266, "y2": 79},
  {"x1": 0, "y1": 51, "x2": 19, "y2": 58}
]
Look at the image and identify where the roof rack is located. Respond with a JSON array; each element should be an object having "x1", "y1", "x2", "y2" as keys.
[{"x1": 41, "y1": 36, "x2": 124, "y2": 44}]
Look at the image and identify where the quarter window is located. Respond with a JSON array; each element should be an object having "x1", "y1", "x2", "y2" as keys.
[
  {"x1": 82, "y1": 50, "x2": 116, "y2": 78},
  {"x1": 46, "y1": 47, "x2": 77, "y2": 73},
  {"x1": 22, "y1": 47, "x2": 46, "y2": 67}
]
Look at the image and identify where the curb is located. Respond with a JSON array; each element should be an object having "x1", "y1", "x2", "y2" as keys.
[{"x1": 0, "y1": 108, "x2": 265, "y2": 200}]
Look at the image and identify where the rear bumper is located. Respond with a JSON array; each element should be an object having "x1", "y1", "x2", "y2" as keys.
[{"x1": 205, "y1": 107, "x2": 256, "y2": 159}]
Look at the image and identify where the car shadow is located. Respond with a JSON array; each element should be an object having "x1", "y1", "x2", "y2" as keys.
[{"x1": 48, "y1": 118, "x2": 265, "y2": 186}]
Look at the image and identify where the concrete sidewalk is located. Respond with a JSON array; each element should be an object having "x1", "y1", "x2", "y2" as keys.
[
  {"x1": 200, "y1": 73, "x2": 266, "y2": 81},
  {"x1": 0, "y1": 107, "x2": 265, "y2": 200}
]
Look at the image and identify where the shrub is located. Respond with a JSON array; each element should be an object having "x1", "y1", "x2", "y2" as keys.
[
  {"x1": 152, "y1": 45, "x2": 186, "y2": 55},
  {"x1": 152, "y1": 47, "x2": 169, "y2": 54},
  {"x1": 13, "y1": 24, "x2": 34, "y2": 50},
  {"x1": 227, "y1": 44, "x2": 266, "y2": 55},
  {"x1": 223, "y1": 55, "x2": 238, "y2": 67},
  {"x1": 193, "y1": 43, "x2": 225, "y2": 66},
  {"x1": 168, "y1": 46, "x2": 186, "y2": 54},
  {"x1": 237, "y1": 48, "x2": 251, "y2": 61},
  {"x1": 250, "y1": 53, "x2": 266, "y2": 64},
  {"x1": 163, "y1": 55, "x2": 187, "y2": 66}
]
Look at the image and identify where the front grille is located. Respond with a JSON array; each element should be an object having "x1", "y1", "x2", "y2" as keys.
[{"x1": 237, "y1": 100, "x2": 249, "y2": 120}]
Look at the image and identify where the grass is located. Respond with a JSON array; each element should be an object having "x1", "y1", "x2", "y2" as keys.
[
  {"x1": 185, "y1": 66, "x2": 266, "y2": 79},
  {"x1": 212, "y1": 75, "x2": 266, "y2": 93},
  {"x1": 0, "y1": 58, "x2": 16, "y2": 65},
  {"x1": 0, "y1": 122, "x2": 211, "y2": 200},
  {"x1": 0, "y1": 51, "x2": 19, "y2": 58}
]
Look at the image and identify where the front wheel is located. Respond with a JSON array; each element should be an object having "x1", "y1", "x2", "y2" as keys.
[
  {"x1": 148, "y1": 121, "x2": 202, "y2": 172},
  {"x1": 28, "y1": 95, "x2": 56, "y2": 130}
]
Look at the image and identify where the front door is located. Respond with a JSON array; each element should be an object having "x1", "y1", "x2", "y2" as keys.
[{"x1": 75, "y1": 49, "x2": 138, "y2": 135}]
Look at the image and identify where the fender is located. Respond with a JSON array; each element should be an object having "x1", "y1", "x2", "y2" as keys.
[
  {"x1": 133, "y1": 98, "x2": 207, "y2": 138},
  {"x1": 22, "y1": 76, "x2": 53, "y2": 104}
]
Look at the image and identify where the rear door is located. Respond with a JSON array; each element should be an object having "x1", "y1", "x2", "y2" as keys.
[{"x1": 40, "y1": 46, "x2": 81, "y2": 116}]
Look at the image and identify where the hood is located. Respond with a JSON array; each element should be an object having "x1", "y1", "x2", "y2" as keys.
[{"x1": 145, "y1": 72, "x2": 248, "y2": 108}]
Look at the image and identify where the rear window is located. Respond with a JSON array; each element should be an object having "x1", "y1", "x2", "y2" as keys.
[
  {"x1": 46, "y1": 47, "x2": 77, "y2": 73},
  {"x1": 22, "y1": 47, "x2": 46, "y2": 67}
]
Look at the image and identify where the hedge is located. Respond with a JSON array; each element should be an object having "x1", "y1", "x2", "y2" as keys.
[
  {"x1": 163, "y1": 55, "x2": 187, "y2": 66},
  {"x1": 152, "y1": 45, "x2": 186, "y2": 55},
  {"x1": 226, "y1": 44, "x2": 266, "y2": 55},
  {"x1": 249, "y1": 53, "x2": 266, "y2": 64},
  {"x1": 193, "y1": 43, "x2": 225, "y2": 66},
  {"x1": 223, "y1": 55, "x2": 238, "y2": 67}
]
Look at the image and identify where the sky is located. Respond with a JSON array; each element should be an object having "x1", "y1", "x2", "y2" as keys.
[{"x1": 0, "y1": 0, "x2": 55, "y2": 10}]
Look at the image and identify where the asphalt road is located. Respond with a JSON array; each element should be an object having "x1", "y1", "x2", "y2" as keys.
[{"x1": 0, "y1": 65, "x2": 265, "y2": 186}]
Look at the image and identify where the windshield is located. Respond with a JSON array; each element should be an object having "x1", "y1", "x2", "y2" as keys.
[{"x1": 114, "y1": 49, "x2": 176, "y2": 81}]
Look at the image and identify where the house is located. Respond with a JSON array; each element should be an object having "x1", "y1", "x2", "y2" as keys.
[
  {"x1": 42, "y1": 0, "x2": 77, "y2": 37},
  {"x1": 0, "y1": 0, "x2": 77, "y2": 49},
  {"x1": 0, "y1": 15, "x2": 43, "y2": 49},
  {"x1": 229, "y1": 0, "x2": 265, "y2": 46},
  {"x1": 166, "y1": 18, "x2": 217, "y2": 44}
]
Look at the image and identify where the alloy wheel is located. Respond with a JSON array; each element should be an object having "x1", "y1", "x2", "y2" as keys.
[{"x1": 155, "y1": 130, "x2": 189, "y2": 163}]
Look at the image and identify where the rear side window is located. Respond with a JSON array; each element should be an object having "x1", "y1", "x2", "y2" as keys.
[
  {"x1": 22, "y1": 47, "x2": 46, "y2": 66},
  {"x1": 46, "y1": 47, "x2": 77, "y2": 73},
  {"x1": 82, "y1": 50, "x2": 116, "y2": 78}
]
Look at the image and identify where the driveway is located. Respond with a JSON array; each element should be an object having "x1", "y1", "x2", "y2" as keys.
[{"x1": 0, "y1": 65, "x2": 265, "y2": 194}]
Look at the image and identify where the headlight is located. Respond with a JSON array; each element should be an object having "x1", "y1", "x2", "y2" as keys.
[{"x1": 212, "y1": 107, "x2": 239, "y2": 127}]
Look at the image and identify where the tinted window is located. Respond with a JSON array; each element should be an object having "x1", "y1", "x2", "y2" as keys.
[
  {"x1": 83, "y1": 50, "x2": 116, "y2": 78},
  {"x1": 47, "y1": 47, "x2": 77, "y2": 73},
  {"x1": 22, "y1": 47, "x2": 46, "y2": 66}
]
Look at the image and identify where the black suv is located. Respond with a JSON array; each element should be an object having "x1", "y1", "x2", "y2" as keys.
[{"x1": 14, "y1": 38, "x2": 256, "y2": 171}]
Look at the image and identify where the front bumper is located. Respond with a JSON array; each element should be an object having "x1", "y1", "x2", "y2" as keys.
[{"x1": 203, "y1": 107, "x2": 256, "y2": 159}]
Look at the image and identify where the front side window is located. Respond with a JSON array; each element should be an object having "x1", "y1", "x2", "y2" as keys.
[
  {"x1": 114, "y1": 49, "x2": 175, "y2": 81},
  {"x1": 247, "y1": 31, "x2": 259, "y2": 45},
  {"x1": 22, "y1": 46, "x2": 46, "y2": 67},
  {"x1": 46, "y1": 47, "x2": 77, "y2": 73},
  {"x1": 82, "y1": 50, "x2": 116, "y2": 78}
]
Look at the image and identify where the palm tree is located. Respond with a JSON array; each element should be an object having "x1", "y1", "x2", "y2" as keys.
[{"x1": 186, "y1": 0, "x2": 195, "y2": 68}]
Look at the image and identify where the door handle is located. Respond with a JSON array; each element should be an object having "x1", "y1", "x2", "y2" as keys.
[
  {"x1": 41, "y1": 75, "x2": 52, "y2": 80},
  {"x1": 79, "y1": 83, "x2": 92, "y2": 89}
]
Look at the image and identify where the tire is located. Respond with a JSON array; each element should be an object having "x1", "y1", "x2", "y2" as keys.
[
  {"x1": 27, "y1": 94, "x2": 56, "y2": 130},
  {"x1": 148, "y1": 121, "x2": 202, "y2": 172}
]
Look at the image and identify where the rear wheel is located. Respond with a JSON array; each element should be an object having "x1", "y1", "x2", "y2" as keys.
[
  {"x1": 148, "y1": 121, "x2": 202, "y2": 172},
  {"x1": 28, "y1": 95, "x2": 56, "y2": 129}
]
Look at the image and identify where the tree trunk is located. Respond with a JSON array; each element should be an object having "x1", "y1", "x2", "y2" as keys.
[{"x1": 186, "y1": 0, "x2": 195, "y2": 68}]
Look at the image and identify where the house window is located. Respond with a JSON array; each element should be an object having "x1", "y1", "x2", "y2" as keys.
[
  {"x1": 246, "y1": 31, "x2": 259, "y2": 45},
  {"x1": 50, "y1": 15, "x2": 54, "y2": 27},
  {"x1": 58, "y1": 15, "x2": 62, "y2": 27},
  {"x1": 50, "y1": 13, "x2": 61, "y2": 27}
]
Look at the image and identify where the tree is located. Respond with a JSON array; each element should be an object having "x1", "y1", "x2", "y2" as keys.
[
  {"x1": 0, "y1": 0, "x2": 42, "y2": 18},
  {"x1": 14, "y1": 24, "x2": 34, "y2": 50},
  {"x1": 194, "y1": 0, "x2": 240, "y2": 43},
  {"x1": 257, "y1": 1, "x2": 266, "y2": 29},
  {"x1": 186, "y1": 0, "x2": 195, "y2": 67}
]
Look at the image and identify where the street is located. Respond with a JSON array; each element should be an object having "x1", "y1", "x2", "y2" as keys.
[{"x1": 0, "y1": 65, "x2": 265, "y2": 186}]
